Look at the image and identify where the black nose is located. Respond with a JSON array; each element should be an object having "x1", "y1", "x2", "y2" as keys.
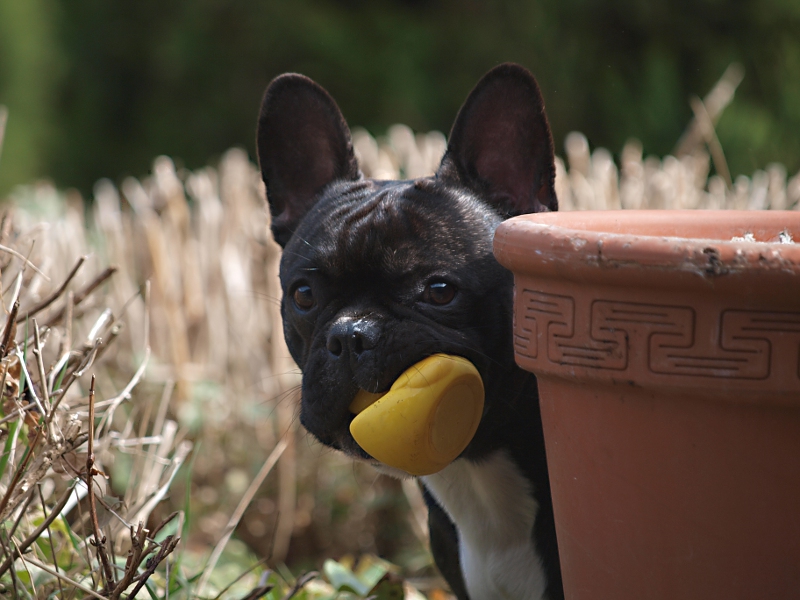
[{"x1": 326, "y1": 318, "x2": 379, "y2": 358}]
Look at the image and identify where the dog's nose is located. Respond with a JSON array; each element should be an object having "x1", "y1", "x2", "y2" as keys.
[{"x1": 326, "y1": 319, "x2": 379, "y2": 358}]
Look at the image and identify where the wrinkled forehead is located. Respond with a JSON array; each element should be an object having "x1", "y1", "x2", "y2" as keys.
[{"x1": 283, "y1": 178, "x2": 501, "y2": 278}]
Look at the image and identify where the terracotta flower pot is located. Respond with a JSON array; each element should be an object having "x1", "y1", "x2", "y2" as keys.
[{"x1": 493, "y1": 210, "x2": 800, "y2": 600}]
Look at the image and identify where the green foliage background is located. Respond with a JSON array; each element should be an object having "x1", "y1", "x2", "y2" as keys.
[{"x1": 1, "y1": 0, "x2": 799, "y2": 197}]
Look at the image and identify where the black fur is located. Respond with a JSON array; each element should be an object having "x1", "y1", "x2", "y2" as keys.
[{"x1": 257, "y1": 63, "x2": 563, "y2": 599}]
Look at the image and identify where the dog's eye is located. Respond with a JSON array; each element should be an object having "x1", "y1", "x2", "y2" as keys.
[
  {"x1": 423, "y1": 281, "x2": 456, "y2": 305},
  {"x1": 292, "y1": 284, "x2": 315, "y2": 311}
]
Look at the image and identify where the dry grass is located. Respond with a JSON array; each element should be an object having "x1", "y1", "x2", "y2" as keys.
[
  {"x1": 1, "y1": 149, "x2": 433, "y2": 598},
  {"x1": 0, "y1": 217, "x2": 187, "y2": 597},
  {"x1": 1, "y1": 65, "x2": 799, "y2": 598}
]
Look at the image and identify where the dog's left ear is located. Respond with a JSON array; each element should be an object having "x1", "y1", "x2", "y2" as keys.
[{"x1": 437, "y1": 63, "x2": 557, "y2": 215}]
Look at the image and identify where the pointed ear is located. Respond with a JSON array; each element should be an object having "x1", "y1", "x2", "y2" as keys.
[
  {"x1": 437, "y1": 63, "x2": 557, "y2": 216},
  {"x1": 257, "y1": 74, "x2": 361, "y2": 246}
]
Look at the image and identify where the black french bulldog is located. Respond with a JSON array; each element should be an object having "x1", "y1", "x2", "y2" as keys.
[{"x1": 256, "y1": 64, "x2": 563, "y2": 600}]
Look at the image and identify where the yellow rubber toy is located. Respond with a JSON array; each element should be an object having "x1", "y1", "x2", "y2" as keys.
[{"x1": 348, "y1": 354, "x2": 484, "y2": 476}]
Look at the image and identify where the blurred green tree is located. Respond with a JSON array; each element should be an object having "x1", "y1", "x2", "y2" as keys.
[
  {"x1": 0, "y1": 0, "x2": 798, "y2": 197},
  {"x1": 0, "y1": 0, "x2": 61, "y2": 194}
]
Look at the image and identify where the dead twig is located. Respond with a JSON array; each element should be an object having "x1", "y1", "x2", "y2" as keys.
[
  {"x1": 39, "y1": 484, "x2": 66, "y2": 600},
  {"x1": 211, "y1": 560, "x2": 271, "y2": 600},
  {"x1": 108, "y1": 522, "x2": 147, "y2": 599},
  {"x1": 107, "y1": 511, "x2": 180, "y2": 599},
  {"x1": 63, "y1": 290, "x2": 74, "y2": 355},
  {"x1": 690, "y1": 96, "x2": 733, "y2": 189},
  {"x1": 0, "y1": 532, "x2": 21, "y2": 599},
  {"x1": 85, "y1": 374, "x2": 117, "y2": 592},
  {"x1": 43, "y1": 266, "x2": 117, "y2": 328},
  {"x1": 7, "y1": 486, "x2": 37, "y2": 538},
  {"x1": 124, "y1": 534, "x2": 180, "y2": 600},
  {"x1": 150, "y1": 510, "x2": 180, "y2": 540},
  {"x1": 18, "y1": 554, "x2": 108, "y2": 600},
  {"x1": 0, "y1": 244, "x2": 48, "y2": 278},
  {"x1": 0, "y1": 298, "x2": 19, "y2": 358},
  {"x1": 32, "y1": 319, "x2": 51, "y2": 414},
  {"x1": 0, "y1": 484, "x2": 75, "y2": 577},
  {"x1": 196, "y1": 438, "x2": 289, "y2": 595},
  {"x1": 675, "y1": 62, "x2": 744, "y2": 158},
  {"x1": 280, "y1": 571, "x2": 318, "y2": 600},
  {"x1": 46, "y1": 337, "x2": 102, "y2": 423},
  {"x1": 0, "y1": 105, "x2": 7, "y2": 165},
  {"x1": 0, "y1": 401, "x2": 36, "y2": 425},
  {"x1": 96, "y1": 281, "x2": 150, "y2": 434},
  {"x1": 17, "y1": 256, "x2": 86, "y2": 323},
  {"x1": 0, "y1": 427, "x2": 42, "y2": 520},
  {"x1": 239, "y1": 584, "x2": 275, "y2": 600}
]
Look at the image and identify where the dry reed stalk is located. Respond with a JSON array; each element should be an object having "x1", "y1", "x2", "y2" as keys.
[
  {"x1": 196, "y1": 437, "x2": 289, "y2": 596},
  {"x1": 689, "y1": 95, "x2": 733, "y2": 189},
  {"x1": 4, "y1": 148, "x2": 306, "y2": 581},
  {"x1": 401, "y1": 478, "x2": 431, "y2": 548},
  {"x1": 0, "y1": 105, "x2": 8, "y2": 165},
  {"x1": 273, "y1": 399, "x2": 297, "y2": 563},
  {"x1": 0, "y1": 191, "x2": 188, "y2": 596},
  {"x1": 675, "y1": 63, "x2": 745, "y2": 157},
  {"x1": 123, "y1": 175, "x2": 191, "y2": 402}
]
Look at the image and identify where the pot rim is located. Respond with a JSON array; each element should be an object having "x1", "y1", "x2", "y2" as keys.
[
  {"x1": 494, "y1": 211, "x2": 800, "y2": 395},
  {"x1": 494, "y1": 210, "x2": 800, "y2": 285}
]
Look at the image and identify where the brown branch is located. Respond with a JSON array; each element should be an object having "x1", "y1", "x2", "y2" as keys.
[
  {"x1": 17, "y1": 256, "x2": 86, "y2": 323},
  {"x1": 0, "y1": 105, "x2": 7, "y2": 165},
  {"x1": 43, "y1": 266, "x2": 117, "y2": 328},
  {"x1": 124, "y1": 534, "x2": 180, "y2": 600},
  {"x1": 110, "y1": 511, "x2": 182, "y2": 600},
  {"x1": 7, "y1": 486, "x2": 36, "y2": 538},
  {"x1": 32, "y1": 319, "x2": 51, "y2": 414},
  {"x1": 0, "y1": 484, "x2": 75, "y2": 577},
  {"x1": 39, "y1": 485, "x2": 66, "y2": 600},
  {"x1": 0, "y1": 402, "x2": 36, "y2": 426},
  {"x1": 109, "y1": 522, "x2": 147, "y2": 600},
  {"x1": 150, "y1": 511, "x2": 180, "y2": 540},
  {"x1": 690, "y1": 95, "x2": 733, "y2": 190},
  {"x1": 0, "y1": 427, "x2": 41, "y2": 519},
  {"x1": 0, "y1": 298, "x2": 19, "y2": 358},
  {"x1": 196, "y1": 438, "x2": 288, "y2": 595},
  {"x1": 85, "y1": 374, "x2": 116, "y2": 592},
  {"x1": 280, "y1": 571, "x2": 318, "y2": 600},
  {"x1": 46, "y1": 338, "x2": 102, "y2": 424},
  {"x1": 675, "y1": 62, "x2": 744, "y2": 158},
  {"x1": 239, "y1": 584, "x2": 275, "y2": 600},
  {"x1": 211, "y1": 561, "x2": 271, "y2": 600},
  {"x1": 18, "y1": 554, "x2": 108, "y2": 600},
  {"x1": 0, "y1": 532, "x2": 20, "y2": 598},
  {"x1": 0, "y1": 243, "x2": 47, "y2": 278},
  {"x1": 0, "y1": 211, "x2": 10, "y2": 247},
  {"x1": 63, "y1": 290, "x2": 74, "y2": 356}
]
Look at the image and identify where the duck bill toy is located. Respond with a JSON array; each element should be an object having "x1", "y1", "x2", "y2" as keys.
[{"x1": 348, "y1": 354, "x2": 485, "y2": 476}]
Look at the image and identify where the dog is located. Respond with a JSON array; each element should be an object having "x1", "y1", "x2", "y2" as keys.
[{"x1": 256, "y1": 63, "x2": 563, "y2": 600}]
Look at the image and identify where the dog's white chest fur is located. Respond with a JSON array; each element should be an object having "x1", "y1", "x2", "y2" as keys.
[{"x1": 422, "y1": 451, "x2": 547, "y2": 600}]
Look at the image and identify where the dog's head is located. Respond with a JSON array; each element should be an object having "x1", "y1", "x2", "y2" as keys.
[{"x1": 257, "y1": 64, "x2": 556, "y2": 464}]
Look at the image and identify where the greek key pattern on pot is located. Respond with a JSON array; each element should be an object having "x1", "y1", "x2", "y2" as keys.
[{"x1": 514, "y1": 289, "x2": 800, "y2": 380}]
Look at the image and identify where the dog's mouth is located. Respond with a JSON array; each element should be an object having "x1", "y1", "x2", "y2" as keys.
[
  {"x1": 328, "y1": 373, "x2": 406, "y2": 461},
  {"x1": 328, "y1": 421, "x2": 373, "y2": 459},
  {"x1": 329, "y1": 420, "x2": 418, "y2": 480},
  {"x1": 305, "y1": 351, "x2": 484, "y2": 472}
]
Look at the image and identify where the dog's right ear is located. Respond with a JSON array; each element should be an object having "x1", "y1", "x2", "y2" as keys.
[{"x1": 257, "y1": 74, "x2": 360, "y2": 247}]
